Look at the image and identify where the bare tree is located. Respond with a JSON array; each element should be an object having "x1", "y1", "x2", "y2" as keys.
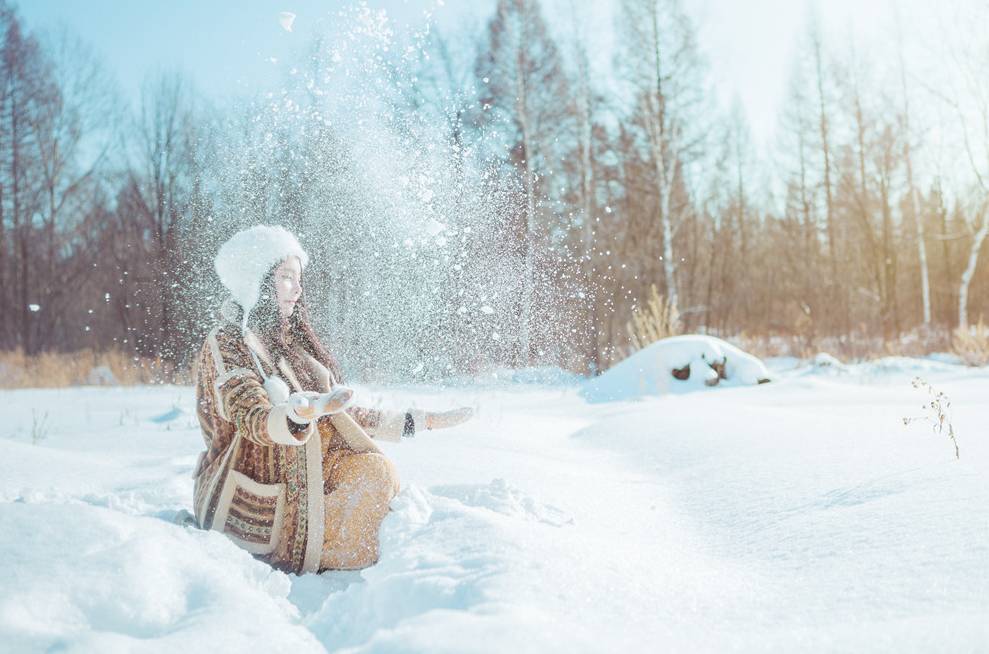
[
  {"x1": 957, "y1": 201, "x2": 989, "y2": 330},
  {"x1": 893, "y1": 9, "x2": 932, "y2": 328},
  {"x1": 125, "y1": 72, "x2": 196, "y2": 359},
  {"x1": 473, "y1": 0, "x2": 573, "y2": 364},
  {"x1": 809, "y1": 18, "x2": 836, "y2": 277},
  {"x1": 0, "y1": 2, "x2": 49, "y2": 352},
  {"x1": 566, "y1": 0, "x2": 604, "y2": 372},
  {"x1": 836, "y1": 44, "x2": 902, "y2": 341},
  {"x1": 615, "y1": 0, "x2": 707, "y2": 317},
  {"x1": 29, "y1": 28, "x2": 119, "y2": 350},
  {"x1": 935, "y1": 2, "x2": 989, "y2": 331},
  {"x1": 778, "y1": 58, "x2": 824, "y2": 344}
]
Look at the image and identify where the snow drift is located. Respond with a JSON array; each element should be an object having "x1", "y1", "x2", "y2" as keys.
[
  {"x1": 2, "y1": 359, "x2": 987, "y2": 652},
  {"x1": 581, "y1": 335, "x2": 772, "y2": 403}
]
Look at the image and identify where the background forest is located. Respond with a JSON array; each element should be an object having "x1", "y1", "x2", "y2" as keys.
[{"x1": 3, "y1": 0, "x2": 989, "y2": 383}]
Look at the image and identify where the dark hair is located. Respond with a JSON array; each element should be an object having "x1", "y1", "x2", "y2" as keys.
[{"x1": 247, "y1": 262, "x2": 346, "y2": 389}]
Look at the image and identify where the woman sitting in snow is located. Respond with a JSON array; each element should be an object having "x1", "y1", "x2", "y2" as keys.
[{"x1": 192, "y1": 225, "x2": 472, "y2": 574}]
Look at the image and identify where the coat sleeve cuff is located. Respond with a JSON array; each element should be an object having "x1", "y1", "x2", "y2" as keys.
[
  {"x1": 267, "y1": 404, "x2": 314, "y2": 446},
  {"x1": 370, "y1": 411, "x2": 405, "y2": 442},
  {"x1": 367, "y1": 409, "x2": 424, "y2": 442},
  {"x1": 408, "y1": 409, "x2": 427, "y2": 436}
]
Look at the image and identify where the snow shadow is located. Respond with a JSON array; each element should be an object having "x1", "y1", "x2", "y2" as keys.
[{"x1": 296, "y1": 483, "x2": 555, "y2": 651}]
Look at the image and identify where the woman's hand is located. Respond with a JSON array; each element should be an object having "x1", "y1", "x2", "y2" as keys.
[
  {"x1": 289, "y1": 392, "x2": 320, "y2": 422},
  {"x1": 288, "y1": 387, "x2": 354, "y2": 422},
  {"x1": 424, "y1": 407, "x2": 474, "y2": 430},
  {"x1": 314, "y1": 387, "x2": 354, "y2": 415}
]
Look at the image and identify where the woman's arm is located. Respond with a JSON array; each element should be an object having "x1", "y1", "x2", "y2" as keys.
[
  {"x1": 344, "y1": 405, "x2": 426, "y2": 442},
  {"x1": 206, "y1": 326, "x2": 315, "y2": 447},
  {"x1": 343, "y1": 404, "x2": 474, "y2": 441}
]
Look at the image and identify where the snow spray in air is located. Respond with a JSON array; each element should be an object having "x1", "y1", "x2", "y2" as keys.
[{"x1": 194, "y1": 3, "x2": 597, "y2": 382}]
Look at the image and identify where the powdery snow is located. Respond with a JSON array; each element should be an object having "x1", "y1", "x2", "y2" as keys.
[{"x1": 1, "y1": 362, "x2": 987, "y2": 652}]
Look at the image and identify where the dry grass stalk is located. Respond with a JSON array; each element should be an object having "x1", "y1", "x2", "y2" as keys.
[
  {"x1": 0, "y1": 349, "x2": 192, "y2": 389},
  {"x1": 903, "y1": 377, "x2": 960, "y2": 460},
  {"x1": 626, "y1": 285, "x2": 682, "y2": 353},
  {"x1": 951, "y1": 318, "x2": 989, "y2": 366},
  {"x1": 31, "y1": 409, "x2": 50, "y2": 445}
]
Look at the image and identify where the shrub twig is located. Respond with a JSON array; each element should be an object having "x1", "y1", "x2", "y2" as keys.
[
  {"x1": 903, "y1": 377, "x2": 959, "y2": 460},
  {"x1": 952, "y1": 318, "x2": 989, "y2": 366},
  {"x1": 626, "y1": 285, "x2": 681, "y2": 354},
  {"x1": 31, "y1": 409, "x2": 50, "y2": 445}
]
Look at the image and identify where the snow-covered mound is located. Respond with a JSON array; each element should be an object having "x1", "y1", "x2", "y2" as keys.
[{"x1": 581, "y1": 334, "x2": 772, "y2": 403}]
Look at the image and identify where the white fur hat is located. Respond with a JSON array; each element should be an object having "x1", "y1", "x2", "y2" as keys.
[{"x1": 214, "y1": 225, "x2": 309, "y2": 324}]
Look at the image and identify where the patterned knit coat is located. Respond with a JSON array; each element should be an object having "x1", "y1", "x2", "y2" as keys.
[{"x1": 192, "y1": 321, "x2": 423, "y2": 574}]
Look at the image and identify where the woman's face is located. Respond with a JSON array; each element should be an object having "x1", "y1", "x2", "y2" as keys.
[{"x1": 273, "y1": 257, "x2": 303, "y2": 318}]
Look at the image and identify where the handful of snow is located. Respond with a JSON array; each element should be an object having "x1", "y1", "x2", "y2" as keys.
[{"x1": 581, "y1": 335, "x2": 772, "y2": 403}]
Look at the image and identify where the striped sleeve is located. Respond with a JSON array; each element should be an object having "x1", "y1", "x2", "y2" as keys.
[{"x1": 207, "y1": 327, "x2": 315, "y2": 447}]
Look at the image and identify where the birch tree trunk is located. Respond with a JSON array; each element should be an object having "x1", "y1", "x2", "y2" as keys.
[
  {"x1": 812, "y1": 24, "x2": 836, "y2": 287},
  {"x1": 905, "y1": 155, "x2": 931, "y2": 326},
  {"x1": 958, "y1": 204, "x2": 989, "y2": 331},
  {"x1": 649, "y1": 5, "x2": 678, "y2": 314}
]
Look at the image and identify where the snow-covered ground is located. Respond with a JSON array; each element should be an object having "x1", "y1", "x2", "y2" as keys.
[{"x1": 1, "y1": 358, "x2": 987, "y2": 652}]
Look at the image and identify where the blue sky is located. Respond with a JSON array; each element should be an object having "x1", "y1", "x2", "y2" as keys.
[
  {"x1": 18, "y1": 0, "x2": 444, "y2": 104},
  {"x1": 17, "y1": 0, "x2": 943, "y2": 153}
]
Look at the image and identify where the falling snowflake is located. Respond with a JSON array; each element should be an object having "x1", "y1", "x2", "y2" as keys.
[
  {"x1": 278, "y1": 12, "x2": 296, "y2": 32},
  {"x1": 424, "y1": 219, "x2": 446, "y2": 236}
]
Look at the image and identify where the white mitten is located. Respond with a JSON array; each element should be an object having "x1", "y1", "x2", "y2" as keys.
[
  {"x1": 425, "y1": 407, "x2": 475, "y2": 430},
  {"x1": 285, "y1": 387, "x2": 354, "y2": 424},
  {"x1": 308, "y1": 386, "x2": 354, "y2": 416},
  {"x1": 286, "y1": 392, "x2": 319, "y2": 424}
]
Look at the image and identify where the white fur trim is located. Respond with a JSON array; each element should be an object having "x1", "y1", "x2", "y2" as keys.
[
  {"x1": 266, "y1": 405, "x2": 314, "y2": 446},
  {"x1": 192, "y1": 451, "x2": 205, "y2": 479},
  {"x1": 196, "y1": 429, "x2": 243, "y2": 529},
  {"x1": 207, "y1": 327, "x2": 227, "y2": 420},
  {"x1": 300, "y1": 424, "x2": 325, "y2": 574},
  {"x1": 214, "y1": 225, "x2": 309, "y2": 321}
]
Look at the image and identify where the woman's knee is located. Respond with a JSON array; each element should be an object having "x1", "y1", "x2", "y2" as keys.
[{"x1": 337, "y1": 452, "x2": 400, "y2": 498}]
